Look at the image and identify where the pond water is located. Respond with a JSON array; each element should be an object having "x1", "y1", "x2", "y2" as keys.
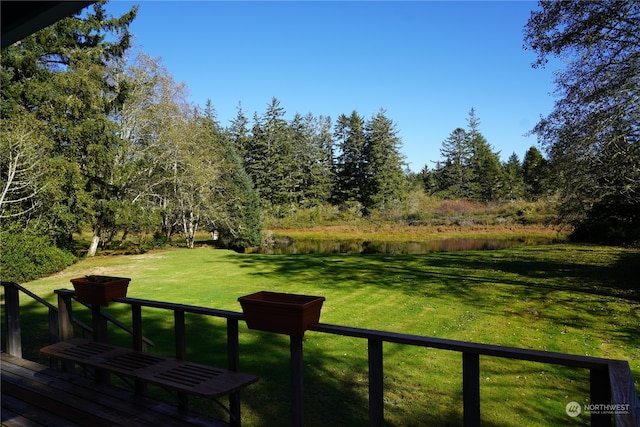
[{"x1": 247, "y1": 237, "x2": 553, "y2": 255}]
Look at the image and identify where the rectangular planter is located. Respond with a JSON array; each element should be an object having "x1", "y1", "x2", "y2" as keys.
[
  {"x1": 238, "y1": 291, "x2": 325, "y2": 337},
  {"x1": 71, "y1": 276, "x2": 130, "y2": 306}
]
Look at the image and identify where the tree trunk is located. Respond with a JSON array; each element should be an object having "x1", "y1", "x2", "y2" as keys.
[
  {"x1": 87, "y1": 232, "x2": 100, "y2": 257},
  {"x1": 181, "y1": 210, "x2": 199, "y2": 249}
]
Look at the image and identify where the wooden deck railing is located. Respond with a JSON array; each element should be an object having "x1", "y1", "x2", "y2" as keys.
[
  {"x1": 1, "y1": 281, "x2": 154, "y2": 357},
  {"x1": 2, "y1": 282, "x2": 638, "y2": 427}
]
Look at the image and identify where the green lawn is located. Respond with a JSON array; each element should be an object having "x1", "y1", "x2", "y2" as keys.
[{"x1": 5, "y1": 244, "x2": 639, "y2": 426}]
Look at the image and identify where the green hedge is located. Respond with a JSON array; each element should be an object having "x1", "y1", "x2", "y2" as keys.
[{"x1": 0, "y1": 233, "x2": 76, "y2": 283}]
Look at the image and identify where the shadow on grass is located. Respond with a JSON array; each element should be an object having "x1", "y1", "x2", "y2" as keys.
[{"x1": 232, "y1": 245, "x2": 639, "y2": 300}]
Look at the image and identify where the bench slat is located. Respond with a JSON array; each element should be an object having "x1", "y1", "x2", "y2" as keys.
[{"x1": 40, "y1": 339, "x2": 258, "y2": 397}]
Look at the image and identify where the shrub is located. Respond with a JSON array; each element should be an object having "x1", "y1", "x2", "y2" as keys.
[
  {"x1": 0, "y1": 233, "x2": 76, "y2": 283},
  {"x1": 570, "y1": 197, "x2": 640, "y2": 246}
]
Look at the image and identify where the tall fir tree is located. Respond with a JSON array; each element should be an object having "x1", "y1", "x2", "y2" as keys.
[
  {"x1": 228, "y1": 102, "x2": 251, "y2": 163},
  {"x1": 503, "y1": 153, "x2": 524, "y2": 200},
  {"x1": 1, "y1": 1, "x2": 137, "y2": 248},
  {"x1": 204, "y1": 101, "x2": 262, "y2": 248},
  {"x1": 522, "y1": 146, "x2": 551, "y2": 200},
  {"x1": 362, "y1": 109, "x2": 407, "y2": 212},
  {"x1": 466, "y1": 109, "x2": 505, "y2": 201},
  {"x1": 290, "y1": 113, "x2": 333, "y2": 206},
  {"x1": 438, "y1": 128, "x2": 474, "y2": 198},
  {"x1": 333, "y1": 111, "x2": 366, "y2": 206}
]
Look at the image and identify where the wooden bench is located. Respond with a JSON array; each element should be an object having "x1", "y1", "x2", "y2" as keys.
[
  {"x1": 2, "y1": 352, "x2": 230, "y2": 427},
  {"x1": 40, "y1": 339, "x2": 258, "y2": 426}
]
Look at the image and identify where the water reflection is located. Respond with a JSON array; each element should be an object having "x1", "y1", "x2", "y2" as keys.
[{"x1": 248, "y1": 238, "x2": 552, "y2": 255}]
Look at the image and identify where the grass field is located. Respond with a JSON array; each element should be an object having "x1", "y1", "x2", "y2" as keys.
[{"x1": 5, "y1": 243, "x2": 639, "y2": 426}]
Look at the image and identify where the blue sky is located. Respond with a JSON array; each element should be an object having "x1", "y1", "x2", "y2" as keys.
[{"x1": 105, "y1": 1, "x2": 559, "y2": 172}]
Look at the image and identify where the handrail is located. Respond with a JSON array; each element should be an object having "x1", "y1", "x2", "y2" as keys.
[
  {"x1": 1, "y1": 281, "x2": 90, "y2": 358},
  {"x1": 0, "y1": 282, "x2": 154, "y2": 357},
  {"x1": 2, "y1": 281, "x2": 57, "y2": 311},
  {"x1": 309, "y1": 324, "x2": 640, "y2": 427},
  {"x1": 309, "y1": 323, "x2": 616, "y2": 369}
]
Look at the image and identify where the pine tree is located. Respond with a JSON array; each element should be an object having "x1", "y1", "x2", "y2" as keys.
[
  {"x1": 362, "y1": 109, "x2": 407, "y2": 212},
  {"x1": 439, "y1": 128, "x2": 473, "y2": 198},
  {"x1": 1, "y1": 1, "x2": 137, "y2": 248},
  {"x1": 503, "y1": 153, "x2": 524, "y2": 200},
  {"x1": 204, "y1": 101, "x2": 262, "y2": 248},
  {"x1": 228, "y1": 103, "x2": 251, "y2": 163},
  {"x1": 333, "y1": 111, "x2": 366, "y2": 206},
  {"x1": 522, "y1": 146, "x2": 551, "y2": 200},
  {"x1": 465, "y1": 108, "x2": 505, "y2": 201},
  {"x1": 313, "y1": 115, "x2": 336, "y2": 204},
  {"x1": 290, "y1": 113, "x2": 333, "y2": 206},
  {"x1": 244, "y1": 112, "x2": 269, "y2": 205},
  {"x1": 418, "y1": 164, "x2": 438, "y2": 194}
]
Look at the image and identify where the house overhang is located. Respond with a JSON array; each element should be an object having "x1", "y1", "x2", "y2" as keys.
[{"x1": 1, "y1": 1, "x2": 95, "y2": 49}]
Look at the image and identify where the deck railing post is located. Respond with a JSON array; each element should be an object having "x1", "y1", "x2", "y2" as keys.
[
  {"x1": 174, "y1": 310, "x2": 189, "y2": 410},
  {"x1": 57, "y1": 291, "x2": 74, "y2": 341},
  {"x1": 56, "y1": 290, "x2": 75, "y2": 372},
  {"x1": 590, "y1": 367, "x2": 612, "y2": 427},
  {"x1": 3, "y1": 282, "x2": 22, "y2": 357},
  {"x1": 131, "y1": 304, "x2": 147, "y2": 395},
  {"x1": 463, "y1": 352, "x2": 480, "y2": 427},
  {"x1": 47, "y1": 307, "x2": 58, "y2": 368},
  {"x1": 48, "y1": 307, "x2": 58, "y2": 344},
  {"x1": 132, "y1": 304, "x2": 144, "y2": 351},
  {"x1": 91, "y1": 304, "x2": 107, "y2": 343},
  {"x1": 291, "y1": 335, "x2": 304, "y2": 427},
  {"x1": 227, "y1": 318, "x2": 242, "y2": 427},
  {"x1": 91, "y1": 304, "x2": 110, "y2": 383},
  {"x1": 174, "y1": 310, "x2": 186, "y2": 360},
  {"x1": 368, "y1": 338, "x2": 384, "y2": 427}
]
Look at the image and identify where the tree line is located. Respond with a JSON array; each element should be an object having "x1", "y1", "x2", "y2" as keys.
[
  {"x1": 233, "y1": 100, "x2": 407, "y2": 215},
  {"x1": 417, "y1": 108, "x2": 553, "y2": 202}
]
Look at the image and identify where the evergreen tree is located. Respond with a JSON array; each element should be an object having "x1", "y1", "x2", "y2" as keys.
[
  {"x1": 228, "y1": 102, "x2": 251, "y2": 163},
  {"x1": 438, "y1": 128, "x2": 474, "y2": 198},
  {"x1": 1, "y1": 1, "x2": 137, "y2": 248},
  {"x1": 204, "y1": 101, "x2": 262, "y2": 248},
  {"x1": 418, "y1": 164, "x2": 438, "y2": 194},
  {"x1": 244, "y1": 112, "x2": 269, "y2": 205},
  {"x1": 522, "y1": 146, "x2": 551, "y2": 200},
  {"x1": 362, "y1": 109, "x2": 407, "y2": 212},
  {"x1": 313, "y1": 114, "x2": 336, "y2": 204},
  {"x1": 333, "y1": 111, "x2": 366, "y2": 206},
  {"x1": 503, "y1": 153, "x2": 524, "y2": 200},
  {"x1": 241, "y1": 98, "x2": 305, "y2": 210},
  {"x1": 466, "y1": 109, "x2": 505, "y2": 201},
  {"x1": 291, "y1": 113, "x2": 333, "y2": 206}
]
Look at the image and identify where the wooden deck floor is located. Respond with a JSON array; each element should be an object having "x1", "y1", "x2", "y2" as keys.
[{"x1": 1, "y1": 353, "x2": 229, "y2": 427}]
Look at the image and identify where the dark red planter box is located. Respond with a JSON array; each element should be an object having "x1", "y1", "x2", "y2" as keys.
[
  {"x1": 238, "y1": 291, "x2": 325, "y2": 337},
  {"x1": 71, "y1": 276, "x2": 130, "y2": 306}
]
